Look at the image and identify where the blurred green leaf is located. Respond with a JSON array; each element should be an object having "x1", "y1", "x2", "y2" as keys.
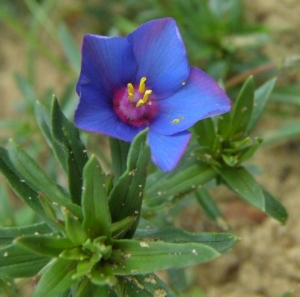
[
  {"x1": 111, "y1": 239, "x2": 220, "y2": 275},
  {"x1": 0, "y1": 243, "x2": 50, "y2": 278},
  {"x1": 16, "y1": 234, "x2": 75, "y2": 257},
  {"x1": 0, "y1": 186, "x2": 14, "y2": 228},
  {"x1": 217, "y1": 165, "x2": 265, "y2": 210},
  {"x1": 8, "y1": 139, "x2": 83, "y2": 220},
  {"x1": 82, "y1": 155, "x2": 111, "y2": 241},
  {"x1": 134, "y1": 227, "x2": 239, "y2": 253},
  {"x1": 32, "y1": 258, "x2": 76, "y2": 297},
  {"x1": 51, "y1": 97, "x2": 88, "y2": 206},
  {"x1": 14, "y1": 74, "x2": 38, "y2": 108},
  {"x1": 58, "y1": 24, "x2": 81, "y2": 73},
  {"x1": 108, "y1": 129, "x2": 150, "y2": 238},
  {"x1": 262, "y1": 120, "x2": 300, "y2": 145},
  {"x1": 195, "y1": 188, "x2": 229, "y2": 230}
]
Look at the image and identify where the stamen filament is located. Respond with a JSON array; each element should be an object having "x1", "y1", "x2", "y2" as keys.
[{"x1": 138, "y1": 77, "x2": 147, "y2": 93}]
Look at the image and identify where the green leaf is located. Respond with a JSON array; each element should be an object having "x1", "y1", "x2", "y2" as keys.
[
  {"x1": 124, "y1": 274, "x2": 178, "y2": 297},
  {"x1": 145, "y1": 163, "x2": 217, "y2": 203},
  {"x1": 82, "y1": 155, "x2": 111, "y2": 241},
  {"x1": 35, "y1": 101, "x2": 67, "y2": 172},
  {"x1": 108, "y1": 129, "x2": 150, "y2": 238},
  {"x1": 0, "y1": 222, "x2": 52, "y2": 246},
  {"x1": 8, "y1": 139, "x2": 83, "y2": 220},
  {"x1": 32, "y1": 258, "x2": 76, "y2": 297},
  {"x1": 195, "y1": 188, "x2": 229, "y2": 230},
  {"x1": 217, "y1": 110, "x2": 232, "y2": 139},
  {"x1": 247, "y1": 78, "x2": 276, "y2": 133},
  {"x1": 237, "y1": 137, "x2": 262, "y2": 164},
  {"x1": 58, "y1": 24, "x2": 81, "y2": 73},
  {"x1": 109, "y1": 138, "x2": 131, "y2": 181},
  {"x1": 194, "y1": 117, "x2": 216, "y2": 148},
  {"x1": 0, "y1": 244, "x2": 50, "y2": 278},
  {"x1": 15, "y1": 235, "x2": 75, "y2": 257},
  {"x1": 230, "y1": 76, "x2": 254, "y2": 138},
  {"x1": 0, "y1": 147, "x2": 55, "y2": 227},
  {"x1": 51, "y1": 97, "x2": 88, "y2": 206},
  {"x1": 64, "y1": 211, "x2": 88, "y2": 246},
  {"x1": 111, "y1": 239, "x2": 220, "y2": 275},
  {"x1": 14, "y1": 73, "x2": 37, "y2": 107},
  {"x1": 263, "y1": 187, "x2": 288, "y2": 224},
  {"x1": 217, "y1": 165, "x2": 265, "y2": 210},
  {"x1": 134, "y1": 227, "x2": 239, "y2": 253}
]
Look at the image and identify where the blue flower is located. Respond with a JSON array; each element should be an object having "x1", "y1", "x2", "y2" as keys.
[{"x1": 75, "y1": 18, "x2": 230, "y2": 171}]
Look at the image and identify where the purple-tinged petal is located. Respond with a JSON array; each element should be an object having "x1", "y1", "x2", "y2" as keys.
[
  {"x1": 148, "y1": 130, "x2": 191, "y2": 172},
  {"x1": 127, "y1": 18, "x2": 190, "y2": 99},
  {"x1": 74, "y1": 84, "x2": 143, "y2": 142},
  {"x1": 76, "y1": 35, "x2": 138, "y2": 95},
  {"x1": 150, "y1": 67, "x2": 231, "y2": 135}
]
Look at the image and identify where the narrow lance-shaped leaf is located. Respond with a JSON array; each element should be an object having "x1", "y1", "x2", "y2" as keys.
[
  {"x1": 109, "y1": 138, "x2": 130, "y2": 181},
  {"x1": 8, "y1": 139, "x2": 82, "y2": 220},
  {"x1": 110, "y1": 239, "x2": 220, "y2": 275},
  {"x1": 0, "y1": 147, "x2": 56, "y2": 229},
  {"x1": 195, "y1": 188, "x2": 229, "y2": 230},
  {"x1": 134, "y1": 227, "x2": 240, "y2": 253},
  {"x1": 247, "y1": 78, "x2": 277, "y2": 133},
  {"x1": 0, "y1": 243, "x2": 50, "y2": 278},
  {"x1": 194, "y1": 117, "x2": 216, "y2": 149},
  {"x1": 230, "y1": 76, "x2": 254, "y2": 138},
  {"x1": 51, "y1": 97, "x2": 88, "y2": 206},
  {"x1": 82, "y1": 155, "x2": 111, "y2": 241},
  {"x1": 15, "y1": 234, "x2": 75, "y2": 257},
  {"x1": 262, "y1": 187, "x2": 288, "y2": 225},
  {"x1": 108, "y1": 129, "x2": 150, "y2": 238},
  {"x1": 145, "y1": 163, "x2": 217, "y2": 203},
  {"x1": 0, "y1": 222, "x2": 52, "y2": 246},
  {"x1": 124, "y1": 274, "x2": 178, "y2": 297},
  {"x1": 35, "y1": 101, "x2": 67, "y2": 172},
  {"x1": 217, "y1": 165, "x2": 265, "y2": 211},
  {"x1": 32, "y1": 258, "x2": 76, "y2": 297}
]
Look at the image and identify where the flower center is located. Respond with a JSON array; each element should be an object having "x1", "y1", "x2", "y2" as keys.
[{"x1": 113, "y1": 77, "x2": 158, "y2": 127}]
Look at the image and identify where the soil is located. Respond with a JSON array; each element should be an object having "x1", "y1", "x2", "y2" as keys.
[{"x1": 1, "y1": 1, "x2": 300, "y2": 297}]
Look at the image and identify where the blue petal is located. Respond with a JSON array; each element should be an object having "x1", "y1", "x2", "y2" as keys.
[
  {"x1": 76, "y1": 35, "x2": 138, "y2": 94},
  {"x1": 150, "y1": 67, "x2": 231, "y2": 135},
  {"x1": 148, "y1": 130, "x2": 191, "y2": 172},
  {"x1": 74, "y1": 84, "x2": 143, "y2": 142},
  {"x1": 127, "y1": 18, "x2": 190, "y2": 99}
]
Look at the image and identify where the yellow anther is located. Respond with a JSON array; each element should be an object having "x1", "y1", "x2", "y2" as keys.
[
  {"x1": 182, "y1": 81, "x2": 186, "y2": 86},
  {"x1": 136, "y1": 90, "x2": 152, "y2": 107},
  {"x1": 138, "y1": 77, "x2": 147, "y2": 93},
  {"x1": 143, "y1": 90, "x2": 152, "y2": 104},
  {"x1": 136, "y1": 99, "x2": 145, "y2": 107},
  {"x1": 127, "y1": 83, "x2": 134, "y2": 102},
  {"x1": 172, "y1": 119, "x2": 180, "y2": 124}
]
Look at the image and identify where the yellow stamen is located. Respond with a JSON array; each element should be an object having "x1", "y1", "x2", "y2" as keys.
[
  {"x1": 136, "y1": 90, "x2": 152, "y2": 107},
  {"x1": 138, "y1": 77, "x2": 147, "y2": 93},
  {"x1": 172, "y1": 119, "x2": 180, "y2": 124},
  {"x1": 127, "y1": 83, "x2": 134, "y2": 102}
]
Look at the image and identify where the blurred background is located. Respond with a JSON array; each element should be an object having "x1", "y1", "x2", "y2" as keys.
[{"x1": 1, "y1": 0, "x2": 300, "y2": 296}]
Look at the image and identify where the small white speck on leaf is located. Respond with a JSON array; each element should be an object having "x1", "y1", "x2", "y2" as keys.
[
  {"x1": 192, "y1": 249, "x2": 198, "y2": 255},
  {"x1": 140, "y1": 241, "x2": 150, "y2": 248},
  {"x1": 154, "y1": 288, "x2": 167, "y2": 297}
]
